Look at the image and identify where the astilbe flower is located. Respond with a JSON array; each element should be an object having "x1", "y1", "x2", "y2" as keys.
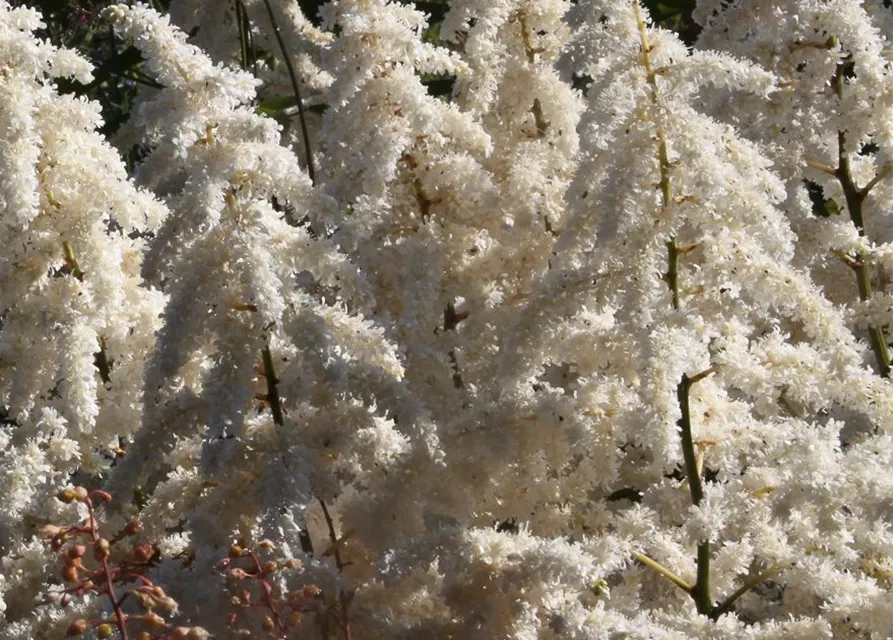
[
  {"x1": 492, "y1": 0, "x2": 893, "y2": 636},
  {"x1": 3, "y1": 0, "x2": 893, "y2": 639},
  {"x1": 693, "y1": 0, "x2": 893, "y2": 377},
  {"x1": 166, "y1": 0, "x2": 334, "y2": 156},
  {"x1": 0, "y1": 1, "x2": 167, "y2": 626},
  {"x1": 99, "y1": 4, "x2": 441, "y2": 636},
  {"x1": 166, "y1": 0, "x2": 334, "y2": 89},
  {"x1": 684, "y1": 1, "x2": 893, "y2": 635},
  {"x1": 443, "y1": 0, "x2": 582, "y2": 239},
  {"x1": 356, "y1": 1, "x2": 879, "y2": 635}
]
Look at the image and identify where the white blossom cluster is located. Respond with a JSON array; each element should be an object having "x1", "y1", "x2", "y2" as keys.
[{"x1": 1, "y1": 0, "x2": 893, "y2": 637}]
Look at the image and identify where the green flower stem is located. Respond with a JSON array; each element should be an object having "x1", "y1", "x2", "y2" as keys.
[
  {"x1": 235, "y1": 0, "x2": 250, "y2": 72},
  {"x1": 531, "y1": 98, "x2": 548, "y2": 138},
  {"x1": 710, "y1": 562, "x2": 789, "y2": 620},
  {"x1": 319, "y1": 499, "x2": 354, "y2": 640},
  {"x1": 63, "y1": 241, "x2": 111, "y2": 385},
  {"x1": 853, "y1": 258, "x2": 891, "y2": 377},
  {"x1": 95, "y1": 337, "x2": 112, "y2": 385},
  {"x1": 632, "y1": 552, "x2": 693, "y2": 592},
  {"x1": 230, "y1": 307, "x2": 286, "y2": 427},
  {"x1": 518, "y1": 13, "x2": 548, "y2": 137},
  {"x1": 665, "y1": 239, "x2": 680, "y2": 310},
  {"x1": 261, "y1": 344, "x2": 284, "y2": 427},
  {"x1": 261, "y1": 337, "x2": 316, "y2": 556},
  {"x1": 633, "y1": 0, "x2": 680, "y2": 310},
  {"x1": 677, "y1": 368, "x2": 716, "y2": 615},
  {"x1": 261, "y1": 0, "x2": 315, "y2": 184},
  {"x1": 62, "y1": 240, "x2": 84, "y2": 280},
  {"x1": 828, "y1": 38, "x2": 891, "y2": 376},
  {"x1": 236, "y1": 316, "x2": 313, "y2": 556}
]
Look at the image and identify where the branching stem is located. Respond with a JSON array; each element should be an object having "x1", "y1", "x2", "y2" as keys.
[
  {"x1": 632, "y1": 552, "x2": 692, "y2": 591},
  {"x1": 633, "y1": 0, "x2": 680, "y2": 309},
  {"x1": 710, "y1": 562, "x2": 789, "y2": 620},
  {"x1": 826, "y1": 40, "x2": 891, "y2": 376},
  {"x1": 319, "y1": 499, "x2": 353, "y2": 640},
  {"x1": 84, "y1": 495, "x2": 129, "y2": 640},
  {"x1": 677, "y1": 369, "x2": 715, "y2": 614}
]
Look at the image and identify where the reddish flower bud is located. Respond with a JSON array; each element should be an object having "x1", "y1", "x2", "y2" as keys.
[
  {"x1": 124, "y1": 519, "x2": 143, "y2": 536},
  {"x1": 144, "y1": 611, "x2": 165, "y2": 627},
  {"x1": 133, "y1": 543, "x2": 154, "y2": 562},
  {"x1": 66, "y1": 619, "x2": 89, "y2": 636},
  {"x1": 62, "y1": 564, "x2": 79, "y2": 583}
]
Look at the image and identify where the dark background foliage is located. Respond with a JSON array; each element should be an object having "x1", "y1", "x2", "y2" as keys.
[{"x1": 25, "y1": 0, "x2": 699, "y2": 143}]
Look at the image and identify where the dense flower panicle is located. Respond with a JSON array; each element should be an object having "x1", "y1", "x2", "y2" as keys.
[
  {"x1": 167, "y1": 0, "x2": 335, "y2": 171},
  {"x1": 0, "y1": 0, "x2": 165, "y2": 571},
  {"x1": 692, "y1": 0, "x2": 893, "y2": 346},
  {"x1": 0, "y1": 5, "x2": 168, "y2": 633},
  {"x1": 3, "y1": 0, "x2": 893, "y2": 638},
  {"x1": 97, "y1": 5, "x2": 443, "y2": 633}
]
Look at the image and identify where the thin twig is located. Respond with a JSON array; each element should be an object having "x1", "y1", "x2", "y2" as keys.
[
  {"x1": 260, "y1": 0, "x2": 315, "y2": 184},
  {"x1": 632, "y1": 552, "x2": 693, "y2": 592},
  {"x1": 261, "y1": 344, "x2": 285, "y2": 426},
  {"x1": 806, "y1": 159, "x2": 838, "y2": 176},
  {"x1": 319, "y1": 499, "x2": 353, "y2": 640},
  {"x1": 861, "y1": 164, "x2": 891, "y2": 198},
  {"x1": 677, "y1": 369, "x2": 716, "y2": 615},
  {"x1": 234, "y1": 0, "x2": 250, "y2": 71},
  {"x1": 84, "y1": 495, "x2": 129, "y2": 640},
  {"x1": 63, "y1": 242, "x2": 112, "y2": 385},
  {"x1": 633, "y1": 0, "x2": 680, "y2": 310},
  {"x1": 710, "y1": 562, "x2": 789, "y2": 620}
]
